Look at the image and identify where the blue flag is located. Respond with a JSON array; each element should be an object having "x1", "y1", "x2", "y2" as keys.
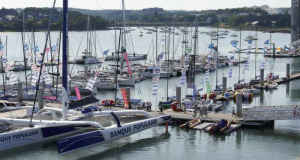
[
  {"x1": 248, "y1": 40, "x2": 253, "y2": 45},
  {"x1": 158, "y1": 52, "x2": 164, "y2": 60},
  {"x1": 264, "y1": 40, "x2": 270, "y2": 45},
  {"x1": 0, "y1": 42, "x2": 3, "y2": 50},
  {"x1": 102, "y1": 49, "x2": 110, "y2": 56},
  {"x1": 34, "y1": 46, "x2": 39, "y2": 53},
  {"x1": 23, "y1": 44, "x2": 29, "y2": 51},
  {"x1": 208, "y1": 44, "x2": 214, "y2": 49},
  {"x1": 193, "y1": 85, "x2": 196, "y2": 102},
  {"x1": 51, "y1": 45, "x2": 57, "y2": 52},
  {"x1": 231, "y1": 41, "x2": 238, "y2": 48}
]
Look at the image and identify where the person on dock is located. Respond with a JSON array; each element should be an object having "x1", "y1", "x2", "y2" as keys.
[
  {"x1": 232, "y1": 107, "x2": 236, "y2": 117},
  {"x1": 204, "y1": 106, "x2": 208, "y2": 118},
  {"x1": 159, "y1": 102, "x2": 163, "y2": 114},
  {"x1": 149, "y1": 102, "x2": 152, "y2": 111},
  {"x1": 104, "y1": 100, "x2": 109, "y2": 109}
]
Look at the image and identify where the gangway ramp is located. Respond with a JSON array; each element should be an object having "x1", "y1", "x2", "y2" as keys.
[{"x1": 243, "y1": 106, "x2": 300, "y2": 121}]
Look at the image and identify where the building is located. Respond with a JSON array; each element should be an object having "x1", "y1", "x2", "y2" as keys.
[{"x1": 291, "y1": 0, "x2": 300, "y2": 42}]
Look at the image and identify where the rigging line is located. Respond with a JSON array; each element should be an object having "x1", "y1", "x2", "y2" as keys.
[
  {"x1": 95, "y1": 31, "x2": 103, "y2": 54},
  {"x1": 174, "y1": 33, "x2": 183, "y2": 58},
  {"x1": 69, "y1": 26, "x2": 87, "y2": 75},
  {"x1": 29, "y1": 0, "x2": 57, "y2": 126}
]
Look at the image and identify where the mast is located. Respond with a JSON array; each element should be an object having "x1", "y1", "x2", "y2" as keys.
[
  {"x1": 122, "y1": 0, "x2": 126, "y2": 49},
  {"x1": 172, "y1": 16, "x2": 175, "y2": 60},
  {"x1": 56, "y1": 28, "x2": 62, "y2": 98},
  {"x1": 156, "y1": 25, "x2": 158, "y2": 62},
  {"x1": 0, "y1": 38, "x2": 5, "y2": 95},
  {"x1": 215, "y1": 26, "x2": 219, "y2": 90},
  {"x1": 167, "y1": 27, "x2": 170, "y2": 100},
  {"x1": 62, "y1": 0, "x2": 68, "y2": 118},
  {"x1": 255, "y1": 26, "x2": 257, "y2": 78},
  {"x1": 21, "y1": 26, "x2": 28, "y2": 91},
  {"x1": 87, "y1": 15, "x2": 90, "y2": 52},
  {"x1": 238, "y1": 26, "x2": 242, "y2": 83},
  {"x1": 32, "y1": 26, "x2": 36, "y2": 64}
]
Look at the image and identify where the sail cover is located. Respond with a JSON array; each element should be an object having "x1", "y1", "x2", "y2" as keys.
[{"x1": 69, "y1": 95, "x2": 99, "y2": 109}]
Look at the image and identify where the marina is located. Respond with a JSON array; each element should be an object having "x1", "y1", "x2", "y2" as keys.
[{"x1": 0, "y1": 0, "x2": 300, "y2": 159}]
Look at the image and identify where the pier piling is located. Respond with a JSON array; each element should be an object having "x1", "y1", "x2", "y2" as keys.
[
  {"x1": 236, "y1": 93, "x2": 242, "y2": 117},
  {"x1": 84, "y1": 65, "x2": 88, "y2": 80},
  {"x1": 126, "y1": 87, "x2": 131, "y2": 109},
  {"x1": 287, "y1": 63, "x2": 291, "y2": 79},
  {"x1": 17, "y1": 82, "x2": 22, "y2": 102},
  {"x1": 222, "y1": 77, "x2": 227, "y2": 95},
  {"x1": 38, "y1": 82, "x2": 45, "y2": 110},
  {"x1": 176, "y1": 86, "x2": 181, "y2": 104},
  {"x1": 260, "y1": 69, "x2": 264, "y2": 86}
]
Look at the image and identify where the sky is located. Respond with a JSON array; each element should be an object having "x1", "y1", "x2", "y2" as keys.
[{"x1": 1, "y1": 0, "x2": 291, "y2": 11}]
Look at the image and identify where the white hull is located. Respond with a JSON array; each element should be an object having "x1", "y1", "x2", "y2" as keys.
[
  {"x1": 57, "y1": 115, "x2": 171, "y2": 154},
  {"x1": 118, "y1": 79, "x2": 135, "y2": 86},
  {"x1": 95, "y1": 82, "x2": 119, "y2": 90}
]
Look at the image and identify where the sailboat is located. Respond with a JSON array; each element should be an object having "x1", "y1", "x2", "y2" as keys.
[{"x1": 75, "y1": 16, "x2": 100, "y2": 64}]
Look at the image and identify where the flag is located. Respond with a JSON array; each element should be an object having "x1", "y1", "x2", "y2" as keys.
[
  {"x1": 124, "y1": 52, "x2": 132, "y2": 76},
  {"x1": 74, "y1": 86, "x2": 82, "y2": 100},
  {"x1": 152, "y1": 76, "x2": 160, "y2": 83},
  {"x1": 34, "y1": 46, "x2": 39, "y2": 53},
  {"x1": 229, "y1": 55, "x2": 234, "y2": 61},
  {"x1": 205, "y1": 70, "x2": 210, "y2": 81},
  {"x1": 206, "y1": 55, "x2": 212, "y2": 62},
  {"x1": 206, "y1": 81, "x2": 211, "y2": 95},
  {"x1": 86, "y1": 77, "x2": 97, "y2": 91},
  {"x1": 157, "y1": 52, "x2": 164, "y2": 60},
  {"x1": 102, "y1": 49, "x2": 110, "y2": 56},
  {"x1": 23, "y1": 44, "x2": 29, "y2": 51},
  {"x1": 264, "y1": 40, "x2": 270, "y2": 45},
  {"x1": 228, "y1": 69, "x2": 233, "y2": 78},
  {"x1": 231, "y1": 41, "x2": 238, "y2": 48},
  {"x1": 192, "y1": 85, "x2": 196, "y2": 102},
  {"x1": 186, "y1": 47, "x2": 192, "y2": 53},
  {"x1": 51, "y1": 45, "x2": 57, "y2": 52},
  {"x1": 248, "y1": 40, "x2": 253, "y2": 45},
  {"x1": 208, "y1": 43, "x2": 214, "y2": 49},
  {"x1": 261, "y1": 62, "x2": 266, "y2": 69},
  {"x1": 0, "y1": 41, "x2": 3, "y2": 50},
  {"x1": 180, "y1": 75, "x2": 185, "y2": 85}
]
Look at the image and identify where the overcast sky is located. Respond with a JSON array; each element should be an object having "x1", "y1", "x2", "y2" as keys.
[{"x1": 1, "y1": 0, "x2": 291, "y2": 11}]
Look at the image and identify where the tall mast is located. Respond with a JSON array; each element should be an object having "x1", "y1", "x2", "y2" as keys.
[
  {"x1": 122, "y1": 0, "x2": 126, "y2": 49},
  {"x1": 215, "y1": 26, "x2": 219, "y2": 89},
  {"x1": 172, "y1": 16, "x2": 175, "y2": 60},
  {"x1": 156, "y1": 25, "x2": 158, "y2": 62},
  {"x1": 238, "y1": 26, "x2": 242, "y2": 83},
  {"x1": 62, "y1": 0, "x2": 68, "y2": 118},
  {"x1": 21, "y1": 26, "x2": 28, "y2": 91},
  {"x1": 255, "y1": 26, "x2": 257, "y2": 78},
  {"x1": 0, "y1": 38, "x2": 5, "y2": 95},
  {"x1": 87, "y1": 15, "x2": 90, "y2": 52}
]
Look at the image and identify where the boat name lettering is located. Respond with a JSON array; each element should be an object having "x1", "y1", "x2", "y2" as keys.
[
  {"x1": 12, "y1": 130, "x2": 39, "y2": 139},
  {"x1": 110, "y1": 127, "x2": 131, "y2": 138},
  {"x1": 134, "y1": 119, "x2": 157, "y2": 131},
  {"x1": 0, "y1": 130, "x2": 39, "y2": 143}
]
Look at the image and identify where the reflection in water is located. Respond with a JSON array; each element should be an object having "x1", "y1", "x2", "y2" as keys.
[{"x1": 286, "y1": 82, "x2": 290, "y2": 97}]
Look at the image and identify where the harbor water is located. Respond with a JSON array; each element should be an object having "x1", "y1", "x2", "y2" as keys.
[{"x1": 0, "y1": 28, "x2": 300, "y2": 159}]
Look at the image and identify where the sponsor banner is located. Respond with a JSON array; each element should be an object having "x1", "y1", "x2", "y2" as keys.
[{"x1": 121, "y1": 88, "x2": 129, "y2": 109}]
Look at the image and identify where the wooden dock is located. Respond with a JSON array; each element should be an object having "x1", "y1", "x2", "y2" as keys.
[
  {"x1": 215, "y1": 72, "x2": 300, "y2": 101},
  {"x1": 150, "y1": 109, "x2": 242, "y2": 124}
]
